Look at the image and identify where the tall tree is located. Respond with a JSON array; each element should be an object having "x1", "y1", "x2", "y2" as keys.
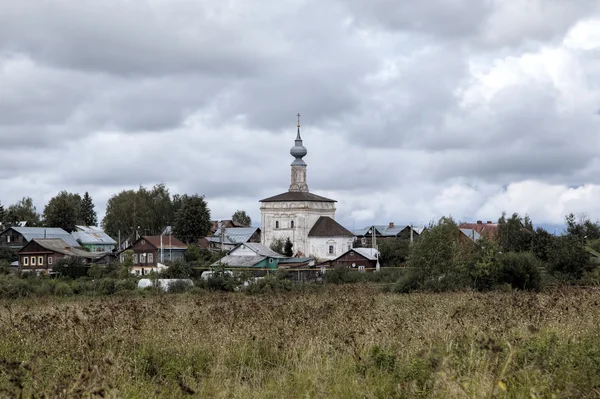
[
  {"x1": 172, "y1": 194, "x2": 212, "y2": 244},
  {"x1": 102, "y1": 184, "x2": 175, "y2": 239},
  {"x1": 497, "y1": 212, "x2": 534, "y2": 253},
  {"x1": 79, "y1": 192, "x2": 97, "y2": 226},
  {"x1": 43, "y1": 191, "x2": 82, "y2": 232},
  {"x1": 5, "y1": 197, "x2": 41, "y2": 226},
  {"x1": 232, "y1": 210, "x2": 252, "y2": 227},
  {"x1": 0, "y1": 202, "x2": 5, "y2": 224},
  {"x1": 284, "y1": 237, "x2": 293, "y2": 257},
  {"x1": 565, "y1": 213, "x2": 600, "y2": 242}
]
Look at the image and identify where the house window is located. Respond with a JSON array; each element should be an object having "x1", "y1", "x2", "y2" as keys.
[
  {"x1": 148, "y1": 253, "x2": 154, "y2": 264},
  {"x1": 38, "y1": 256, "x2": 43, "y2": 266},
  {"x1": 141, "y1": 240, "x2": 145, "y2": 245},
  {"x1": 133, "y1": 254, "x2": 138, "y2": 264},
  {"x1": 6, "y1": 236, "x2": 10, "y2": 243},
  {"x1": 275, "y1": 221, "x2": 279, "y2": 229},
  {"x1": 48, "y1": 257, "x2": 53, "y2": 265},
  {"x1": 23, "y1": 257, "x2": 28, "y2": 266},
  {"x1": 358, "y1": 266, "x2": 365, "y2": 272},
  {"x1": 291, "y1": 221, "x2": 295, "y2": 228},
  {"x1": 31, "y1": 256, "x2": 36, "y2": 266},
  {"x1": 140, "y1": 253, "x2": 147, "y2": 264},
  {"x1": 328, "y1": 245, "x2": 334, "y2": 255}
]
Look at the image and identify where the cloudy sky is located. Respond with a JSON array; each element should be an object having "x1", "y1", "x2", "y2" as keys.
[{"x1": 2, "y1": 0, "x2": 600, "y2": 231}]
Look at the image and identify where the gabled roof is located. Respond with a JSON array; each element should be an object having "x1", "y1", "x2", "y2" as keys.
[
  {"x1": 352, "y1": 247, "x2": 381, "y2": 260},
  {"x1": 458, "y1": 222, "x2": 498, "y2": 238},
  {"x1": 233, "y1": 242, "x2": 284, "y2": 258},
  {"x1": 72, "y1": 226, "x2": 117, "y2": 245},
  {"x1": 211, "y1": 255, "x2": 267, "y2": 267},
  {"x1": 355, "y1": 224, "x2": 426, "y2": 237},
  {"x1": 459, "y1": 228, "x2": 482, "y2": 242},
  {"x1": 19, "y1": 239, "x2": 100, "y2": 258},
  {"x1": 133, "y1": 236, "x2": 187, "y2": 250},
  {"x1": 212, "y1": 227, "x2": 260, "y2": 244},
  {"x1": 4, "y1": 227, "x2": 80, "y2": 247},
  {"x1": 259, "y1": 191, "x2": 336, "y2": 203},
  {"x1": 308, "y1": 217, "x2": 354, "y2": 237}
]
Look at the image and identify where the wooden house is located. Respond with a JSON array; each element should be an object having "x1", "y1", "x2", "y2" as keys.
[
  {"x1": 122, "y1": 235, "x2": 187, "y2": 276},
  {"x1": 17, "y1": 239, "x2": 99, "y2": 274}
]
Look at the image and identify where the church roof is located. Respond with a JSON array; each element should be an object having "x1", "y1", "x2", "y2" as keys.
[
  {"x1": 308, "y1": 216, "x2": 354, "y2": 237},
  {"x1": 259, "y1": 191, "x2": 336, "y2": 203}
]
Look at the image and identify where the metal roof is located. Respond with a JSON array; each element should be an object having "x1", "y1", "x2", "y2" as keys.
[
  {"x1": 240, "y1": 243, "x2": 285, "y2": 258},
  {"x1": 460, "y1": 228, "x2": 482, "y2": 241},
  {"x1": 20, "y1": 239, "x2": 103, "y2": 258},
  {"x1": 72, "y1": 227, "x2": 117, "y2": 245},
  {"x1": 351, "y1": 247, "x2": 380, "y2": 261},
  {"x1": 9, "y1": 227, "x2": 80, "y2": 247},
  {"x1": 355, "y1": 224, "x2": 427, "y2": 237},
  {"x1": 212, "y1": 227, "x2": 259, "y2": 244},
  {"x1": 211, "y1": 255, "x2": 268, "y2": 267}
]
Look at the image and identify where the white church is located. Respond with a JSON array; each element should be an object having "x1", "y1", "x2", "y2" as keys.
[{"x1": 260, "y1": 115, "x2": 354, "y2": 260}]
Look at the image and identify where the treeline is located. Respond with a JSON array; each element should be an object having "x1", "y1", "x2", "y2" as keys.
[
  {"x1": 392, "y1": 212, "x2": 600, "y2": 293},
  {"x1": 1, "y1": 184, "x2": 253, "y2": 244}
]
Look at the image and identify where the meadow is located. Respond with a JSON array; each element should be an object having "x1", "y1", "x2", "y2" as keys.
[{"x1": 0, "y1": 285, "x2": 599, "y2": 398}]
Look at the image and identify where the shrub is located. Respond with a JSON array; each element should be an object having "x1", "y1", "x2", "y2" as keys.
[
  {"x1": 497, "y1": 252, "x2": 542, "y2": 290},
  {"x1": 548, "y1": 236, "x2": 593, "y2": 279},
  {"x1": 53, "y1": 257, "x2": 89, "y2": 279},
  {"x1": 115, "y1": 279, "x2": 137, "y2": 292},
  {"x1": 98, "y1": 278, "x2": 117, "y2": 295},
  {"x1": 54, "y1": 282, "x2": 73, "y2": 296},
  {"x1": 323, "y1": 267, "x2": 364, "y2": 284},
  {"x1": 245, "y1": 276, "x2": 293, "y2": 294},
  {"x1": 0, "y1": 260, "x2": 11, "y2": 275},
  {"x1": 167, "y1": 279, "x2": 192, "y2": 294}
]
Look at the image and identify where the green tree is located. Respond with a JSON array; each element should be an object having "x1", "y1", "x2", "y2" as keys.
[
  {"x1": 270, "y1": 238, "x2": 285, "y2": 255},
  {"x1": 172, "y1": 194, "x2": 211, "y2": 244},
  {"x1": 5, "y1": 197, "x2": 41, "y2": 226},
  {"x1": 378, "y1": 238, "x2": 410, "y2": 266},
  {"x1": 548, "y1": 236, "x2": 593, "y2": 279},
  {"x1": 0, "y1": 202, "x2": 5, "y2": 224},
  {"x1": 42, "y1": 191, "x2": 82, "y2": 232},
  {"x1": 102, "y1": 184, "x2": 175, "y2": 239},
  {"x1": 79, "y1": 192, "x2": 97, "y2": 226},
  {"x1": 531, "y1": 227, "x2": 556, "y2": 262},
  {"x1": 497, "y1": 212, "x2": 534, "y2": 253},
  {"x1": 284, "y1": 237, "x2": 293, "y2": 257},
  {"x1": 232, "y1": 210, "x2": 252, "y2": 227},
  {"x1": 565, "y1": 213, "x2": 600, "y2": 242}
]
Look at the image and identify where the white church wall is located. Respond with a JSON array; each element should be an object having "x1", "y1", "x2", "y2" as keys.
[{"x1": 309, "y1": 236, "x2": 355, "y2": 260}]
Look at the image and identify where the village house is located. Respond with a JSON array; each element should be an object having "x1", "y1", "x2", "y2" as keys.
[
  {"x1": 204, "y1": 226, "x2": 261, "y2": 252},
  {"x1": 458, "y1": 221, "x2": 498, "y2": 240},
  {"x1": 122, "y1": 236, "x2": 187, "y2": 276},
  {"x1": 318, "y1": 247, "x2": 381, "y2": 272},
  {"x1": 17, "y1": 239, "x2": 100, "y2": 274},
  {"x1": 211, "y1": 242, "x2": 284, "y2": 270},
  {"x1": 353, "y1": 222, "x2": 425, "y2": 248},
  {"x1": 0, "y1": 226, "x2": 80, "y2": 251},
  {"x1": 71, "y1": 225, "x2": 117, "y2": 253}
]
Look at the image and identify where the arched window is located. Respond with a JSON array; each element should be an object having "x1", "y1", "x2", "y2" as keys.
[
  {"x1": 291, "y1": 221, "x2": 295, "y2": 228},
  {"x1": 275, "y1": 221, "x2": 279, "y2": 229}
]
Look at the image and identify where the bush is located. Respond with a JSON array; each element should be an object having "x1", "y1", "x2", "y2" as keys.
[
  {"x1": 245, "y1": 276, "x2": 293, "y2": 294},
  {"x1": 53, "y1": 257, "x2": 89, "y2": 279},
  {"x1": 0, "y1": 275, "x2": 34, "y2": 299},
  {"x1": 98, "y1": 278, "x2": 117, "y2": 295},
  {"x1": 201, "y1": 270, "x2": 239, "y2": 292},
  {"x1": 54, "y1": 282, "x2": 73, "y2": 296},
  {"x1": 115, "y1": 279, "x2": 137, "y2": 292},
  {"x1": 323, "y1": 267, "x2": 365, "y2": 284},
  {"x1": 0, "y1": 260, "x2": 11, "y2": 275},
  {"x1": 548, "y1": 236, "x2": 593, "y2": 279},
  {"x1": 497, "y1": 252, "x2": 542, "y2": 291},
  {"x1": 167, "y1": 279, "x2": 192, "y2": 294}
]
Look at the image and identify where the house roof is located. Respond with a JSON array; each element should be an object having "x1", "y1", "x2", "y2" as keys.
[
  {"x1": 211, "y1": 255, "x2": 268, "y2": 267},
  {"x1": 458, "y1": 222, "x2": 498, "y2": 238},
  {"x1": 351, "y1": 247, "x2": 381, "y2": 260},
  {"x1": 72, "y1": 226, "x2": 117, "y2": 245},
  {"x1": 354, "y1": 224, "x2": 426, "y2": 237},
  {"x1": 259, "y1": 191, "x2": 336, "y2": 203},
  {"x1": 459, "y1": 228, "x2": 482, "y2": 241},
  {"x1": 308, "y1": 217, "x2": 354, "y2": 237},
  {"x1": 20, "y1": 239, "x2": 100, "y2": 258},
  {"x1": 6, "y1": 227, "x2": 80, "y2": 247},
  {"x1": 212, "y1": 227, "x2": 260, "y2": 244},
  {"x1": 137, "y1": 236, "x2": 187, "y2": 250},
  {"x1": 236, "y1": 242, "x2": 285, "y2": 258}
]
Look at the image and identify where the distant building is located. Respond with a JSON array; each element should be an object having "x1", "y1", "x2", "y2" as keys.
[
  {"x1": 206, "y1": 226, "x2": 261, "y2": 252},
  {"x1": 122, "y1": 235, "x2": 188, "y2": 276},
  {"x1": 259, "y1": 116, "x2": 354, "y2": 260},
  {"x1": 353, "y1": 222, "x2": 426, "y2": 247},
  {"x1": 0, "y1": 226, "x2": 80, "y2": 251},
  {"x1": 17, "y1": 239, "x2": 100, "y2": 274},
  {"x1": 458, "y1": 221, "x2": 498, "y2": 241},
  {"x1": 211, "y1": 242, "x2": 284, "y2": 270},
  {"x1": 318, "y1": 247, "x2": 381, "y2": 272},
  {"x1": 71, "y1": 226, "x2": 117, "y2": 253}
]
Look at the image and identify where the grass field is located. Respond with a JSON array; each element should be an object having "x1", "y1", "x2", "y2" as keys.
[{"x1": 1, "y1": 285, "x2": 599, "y2": 398}]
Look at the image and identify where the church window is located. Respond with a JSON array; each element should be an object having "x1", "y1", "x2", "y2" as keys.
[
  {"x1": 275, "y1": 221, "x2": 279, "y2": 229},
  {"x1": 291, "y1": 221, "x2": 295, "y2": 228},
  {"x1": 328, "y1": 245, "x2": 334, "y2": 255}
]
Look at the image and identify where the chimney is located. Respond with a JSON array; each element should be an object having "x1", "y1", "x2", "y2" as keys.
[
  {"x1": 486, "y1": 220, "x2": 493, "y2": 224},
  {"x1": 476, "y1": 220, "x2": 482, "y2": 224},
  {"x1": 388, "y1": 222, "x2": 394, "y2": 229}
]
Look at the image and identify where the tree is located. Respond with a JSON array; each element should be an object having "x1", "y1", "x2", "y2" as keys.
[
  {"x1": 172, "y1": 194, "x2": 211, "y2": 244},
  {"x1": 497, "y1": 212, "x2": 534, "y2": 253},
  {"x1": 531, "y1": 227, "x2": 556, "y2": 263},
  {"x1": 5, "y1": 197, "x2": 41, "y2": 226},
  {"x1": 80, "y1": 192, "x2": 97, "y2": 226},
  {"x1": 378, "y1": 238, "x2": 410, "y2": 266},
  {"x1": 42, "y1": 191, "x2": 82, "y2": 232},
  {"x1": 0, "y1": 202, "x2": 5, "y2": 224},
  {"x1": 548, "y1": 236, "x2": 593, "y2": 279},
  {"x1": 270, "y1": 238, "x2": 285, "y2": 255},
  {"x1": 232, "y1": 210, "x2": 252, "y2": 227},
  {"x1": 565, "y1": 213, "x2": 600, "y2": 242},
  {"x1": 102, "y1": 184, "x2": 175, "y2": 239},
  {"x1": 284, "y1": 237, "x2": 293, "y2": 257}
]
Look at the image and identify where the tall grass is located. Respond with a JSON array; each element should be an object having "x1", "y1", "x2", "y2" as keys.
[{"x1": 0, "y1": 285, "x2": 599, "y2": 397}]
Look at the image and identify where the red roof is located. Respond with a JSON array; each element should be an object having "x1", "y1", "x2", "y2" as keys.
[
  {"x1": 458, "y1": 222, "x2": 498, "y2": 239},
  {"x1": 139, "y1": 236, "x2": 187, "y2": 250}
]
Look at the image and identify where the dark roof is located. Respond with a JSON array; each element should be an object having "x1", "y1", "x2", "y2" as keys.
[
  {"x1": 259, "y1": 191, "x2": 336, "y2": 203},
  {"x1": 133, "y1": 236, "x2": 187, "y2": 250},
  {"x1": 308, "y1": 217, "x2": 354, "y2": 237},
  {"x1": 19, "y1": 239, "x2": 100, "y2": 258}
]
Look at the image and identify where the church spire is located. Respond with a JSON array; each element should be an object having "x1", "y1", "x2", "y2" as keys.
[{"x1": 289, "y1": 113, "x2": 309, "y2": 192}]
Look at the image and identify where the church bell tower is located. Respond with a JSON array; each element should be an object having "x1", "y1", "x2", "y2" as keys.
[{"x1": 289, "y1": 113, "x2": 309, "y2": 192}]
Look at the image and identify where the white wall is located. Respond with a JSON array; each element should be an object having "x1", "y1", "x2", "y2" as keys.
[
  {"x1": 309, "y1": 236, "x2": 354, "y2": 260},
  {"x1": 260, "y1": 201, "x2": 336, "y2": 256}
]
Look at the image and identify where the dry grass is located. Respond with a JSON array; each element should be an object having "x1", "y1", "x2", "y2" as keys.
[{"x1": 0, "y1": 285, "x2": 600, "y2": 398}]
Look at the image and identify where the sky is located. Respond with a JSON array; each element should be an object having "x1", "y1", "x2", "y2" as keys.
[{"x1": 2, "y1": 0, "x2": 600, "y2": 232}]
